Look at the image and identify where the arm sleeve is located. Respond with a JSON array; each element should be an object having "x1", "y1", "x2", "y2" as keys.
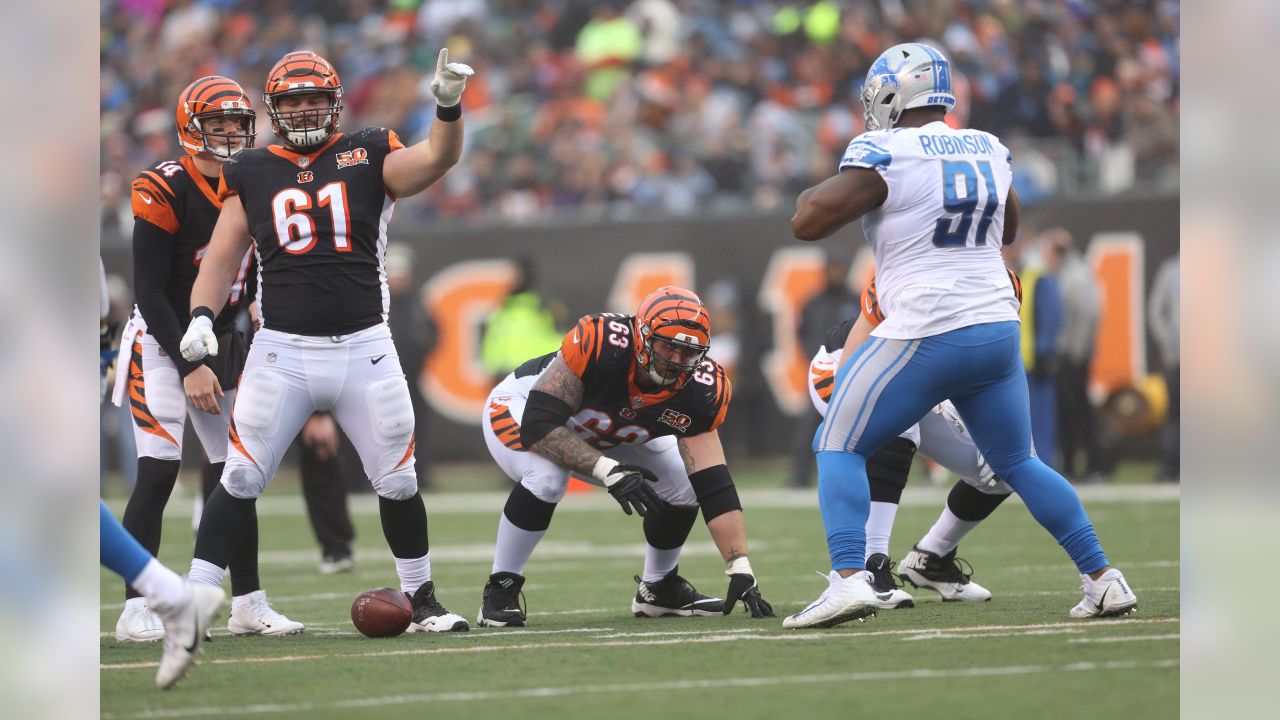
[{"x1": 133, "y1": 219, "x2": 202, "y2": 377}]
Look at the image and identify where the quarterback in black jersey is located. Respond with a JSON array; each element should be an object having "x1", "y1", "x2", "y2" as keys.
[
  {"x1": 477, "y1": 287, "x2": 775, "y2": 627},
  {"x1": 110, "y1": 76, "x2": 301, "y2": 641},
  {"x1": 177, "y1": 49, "x2": 476, "y2": 632}
]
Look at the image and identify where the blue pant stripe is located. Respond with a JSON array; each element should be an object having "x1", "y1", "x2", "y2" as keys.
[
  {"x1": 820, "y1": 338, "x2": 884, "y2": 448},
  {"x1": 844, "y1": 339, "x2": 920, "y2": 450}
]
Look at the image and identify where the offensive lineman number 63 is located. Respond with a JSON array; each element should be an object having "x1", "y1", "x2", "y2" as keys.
[{"x1": 271, "y1": 182, "x2": 352, "y2": 254}]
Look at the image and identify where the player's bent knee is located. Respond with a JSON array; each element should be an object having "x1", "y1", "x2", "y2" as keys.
[
  {"x1": 523, "y1": 476, "x2": 569, "y2": 505},
  {"x1": 234, "y1": 370, "x2": 286, "y2": 432},
  {"x1": 220, "y1": 459, "x2": 268, "y2": 499},
  {"x1": 366, "y1": 378, "x2": 415, "y2": 444},
  {"x1": 372, "y1": 467, "x2": 418, "y2": 501}
]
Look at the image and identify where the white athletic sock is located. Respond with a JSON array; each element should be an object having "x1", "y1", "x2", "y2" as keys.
[
  {"x1": 865, "y1": 501, "x2": 899, "y2": 560},
  {"x1": 395, "y1": 553, "x2": 432, "y2": 595},
  {"x1": 187, "y1": 558, "x2": 225, "y2": 589},
  {"x1": 642, "y1": 545, "x2": 681, "y2": 583},
  {"x1": 492, "y1": 514, "x2": 545, "y2": 575},
  {"x1": 132, "y1": 559, "x2": 186, "y2": 608},
  {"x1": 918, "y1": 507, "x2": 981, "y2": 557}
]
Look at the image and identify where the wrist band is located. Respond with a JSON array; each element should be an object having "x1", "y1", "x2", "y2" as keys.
[
  {"x1": 436, "y1": 103, "x2": 462, "y2": 122},
  {"x1": 726, "y1": 557, "x2": 753, "y2": 576},
  {"x1": 592, "y1": 456, "x2": 620, "y2": 484},
  {"x1": 192, "y1": 306, "x2": 215, "y2": 321}
]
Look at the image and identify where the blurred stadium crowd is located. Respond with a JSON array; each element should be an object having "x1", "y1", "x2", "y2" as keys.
[{"x1": 101, "y1": 0, "x2": 1179, "y2": 233}]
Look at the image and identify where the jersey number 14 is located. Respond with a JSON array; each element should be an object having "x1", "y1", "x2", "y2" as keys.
[{"x1": 932, "y1": 160, "x2": 999, "y2": 248}]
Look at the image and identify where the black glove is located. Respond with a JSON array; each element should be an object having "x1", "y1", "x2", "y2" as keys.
[
  {"x1": 724, "y1": 573, "x2": 775, "y2": 618},
  {"x1": 605, "y1": 463, "x2": 662, "y2": 517}
]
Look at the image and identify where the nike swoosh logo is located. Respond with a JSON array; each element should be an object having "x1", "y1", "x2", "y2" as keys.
[
  {"x1": 183, "y1": 604, "x2": 200, "y2": 653},
  {"x1": 371, "y1": 354, "x2": 388, "y2": 365},
  {"x1": 572, "y1": 332, "x2": 580, "y2": 344},
  {"x1": 141, "y1": 194, "x2": 153, "y2": 205},
  {"x1": 875, "y1": 592, "x2": 893, "y2": 601}
]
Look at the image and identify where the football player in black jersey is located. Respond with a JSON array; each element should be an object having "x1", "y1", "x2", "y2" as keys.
[
  {"x1": 477, "y1": 286, "x2": 775, "y2": 626},
  {"x1": 110, "y1": 76, "x2": 302, "y2": 641},
  {"x1": 177, "y1": 49, "x2": 475, "y2": 632}
]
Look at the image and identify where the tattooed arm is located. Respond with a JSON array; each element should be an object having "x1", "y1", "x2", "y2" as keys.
[
  {"x1": 525, "y1": 354, "x2": 601, "y2": 475},
  {"x1": 680, "y1": 431, "x2": 748, "y2": 563}
]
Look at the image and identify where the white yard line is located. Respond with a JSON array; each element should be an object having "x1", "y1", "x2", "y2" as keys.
[
  {"x1": 1068, "y1": 633, "x2": 1180, "y2": 644},
  {"x1": 102, "y1": 617, "x2": 1178, "y2": 670},
  {"x1": 102, "y1": 658, "x2": 1179, "y2": 718}
]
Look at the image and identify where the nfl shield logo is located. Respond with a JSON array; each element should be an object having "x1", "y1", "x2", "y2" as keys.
[
  {"x1": 266, "y1": 352, "x2": 277, "y2": 364},
  {"x1": 298, "y1": 157, "x2": 309, "y2": 168}
]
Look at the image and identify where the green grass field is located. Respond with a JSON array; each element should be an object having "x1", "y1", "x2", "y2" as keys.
[{"x1": 101, "y1": 464, "x2": 1179, "y2": 719}]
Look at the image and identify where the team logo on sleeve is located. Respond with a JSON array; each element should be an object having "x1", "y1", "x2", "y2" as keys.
[
  {"x1": 658, "y1": 409, "x2": 692, "y2": 432},
  {"x1": 336, "y1": 147, "x2": 369, "y2": 168}
]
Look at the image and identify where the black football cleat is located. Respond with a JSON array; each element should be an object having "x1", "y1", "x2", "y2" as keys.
[
  {"x1": 477, "y1": 571, "x2": 528, "y2": 628},
  {"x1": 865, "y1": 553, "x2": 915, "y2": 609},
  {"x1": 406, "y1": 580, "x2": 470, "y2": 632},
  {"x1": 631, "y1": 567, "x2": 724, "y2": 617}
]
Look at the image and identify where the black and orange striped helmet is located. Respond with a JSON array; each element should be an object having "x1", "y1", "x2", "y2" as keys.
[
  {"x1": 635, "y1": 286, "x2": 712, "y2": 387},
  {"x1": 175, "y1": 76, "x2": 256, "y2": 161},
  {"x1": 264, "y1": 50, "x2": 343, "y2": 149}
]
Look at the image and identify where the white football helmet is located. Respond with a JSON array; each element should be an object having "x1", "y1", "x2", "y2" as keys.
[{"x1": 861, "y1": 42, "x2": 956, "y2": 131}]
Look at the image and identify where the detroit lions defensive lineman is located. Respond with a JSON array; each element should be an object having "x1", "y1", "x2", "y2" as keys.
[{"x1": 785, "y1": 42, "x2": 1136, "y2": 628}]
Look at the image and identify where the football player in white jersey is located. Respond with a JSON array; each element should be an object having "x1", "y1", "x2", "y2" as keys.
[{"x1": 784, "y1": 43, "x2": 1136, "y2": 628}]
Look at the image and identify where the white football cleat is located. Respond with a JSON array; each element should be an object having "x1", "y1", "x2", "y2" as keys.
[
  {"x1": 1070, "y1": 568, "x2": 1138, "y2": 618},
  {"x1": 227, "y1": 590, "x2": 305, "y2": 636},
  {"x1": 116, "y1": 598, "x2": 165, "y2": 642},
  {"x1": 898, "y1": 545, "x2": 993, "y2": 602},
  {"x1": 783, "y1": 571, "x2": 879, "y2": 629},
  {"x1": 154, "y1": 582, "x2": 226, "y2": 689},
  {"x1": 319, "y1": 555, "x2": 355, "y2": 575}
]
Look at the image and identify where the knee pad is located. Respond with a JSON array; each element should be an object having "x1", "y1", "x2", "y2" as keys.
[
  {"x1": 372, "y1": 465, "x2": 418, "y2": 501},
  {"x1": 867, "y1": 436, "x2": 916, "y2": 503},
  {"x1": 220, "y1": 458, "x2": 268, "y2": 499},
  {"x1": 234, "y1": 370, "x2": 285, "y2": 434},
  {"x1": 643, "y1": 501, "x2": 700, "y2": 550},
  {"x1": 366, "y1": 378, "x2": 415, "y2": 444}
]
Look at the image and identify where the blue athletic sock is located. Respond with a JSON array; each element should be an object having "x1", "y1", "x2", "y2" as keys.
[
  {"x1": 1002, "y1": 459, "x2": 1109, "y2": 574},
  {"x1": 100, "y1": 501, "x2": 152, "y2": 583},
  {"x1": 817, "y1": 450, "x2": 869, "y2": 572}
]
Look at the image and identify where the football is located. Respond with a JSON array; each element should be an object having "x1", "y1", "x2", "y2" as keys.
[{"x1": 350, "y1": 587, "x2": 413, "y2": 638}]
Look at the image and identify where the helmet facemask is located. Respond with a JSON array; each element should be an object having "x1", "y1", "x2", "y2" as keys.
[
  {"x1": 266, "y1": 88, "x2": 343, "y2": 149},
  {"x1": 638, "y1": 325, "x2": 710, "y2": 387},
  {"x1": 186, "y1": 109, "x2": 257, "y2": 161}
]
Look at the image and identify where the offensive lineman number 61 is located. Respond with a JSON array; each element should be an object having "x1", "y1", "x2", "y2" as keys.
[{"x1": 271, "y1": 181, "x2": 352, "y2": 255}]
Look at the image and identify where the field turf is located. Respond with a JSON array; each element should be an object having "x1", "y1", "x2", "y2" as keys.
[{"x1": 101, "y1": 464, "x2": 1178, "y2": 719}]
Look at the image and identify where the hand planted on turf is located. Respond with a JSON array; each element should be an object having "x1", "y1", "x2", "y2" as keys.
[
  {"x1": 430, "y1": 49, "x2": 474, "y2": 108},
  {"x1": 604, "y1": 463, "x2": 662, "y2": 517},
  {"x1": 724, "y1": 573, "x2": 775, "y2": 617}
]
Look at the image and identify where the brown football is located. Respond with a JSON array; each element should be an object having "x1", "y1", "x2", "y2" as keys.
[{"x1": 351, "y1": 587, "x2": 413, "y2": 638}]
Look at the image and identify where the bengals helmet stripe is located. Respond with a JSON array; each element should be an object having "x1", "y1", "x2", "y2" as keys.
[{"x1": 176, "y1": 75, "x2": 256, "y2": 162}]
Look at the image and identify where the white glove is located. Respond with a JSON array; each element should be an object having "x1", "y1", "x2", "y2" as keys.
[
  {"x1": 180, "y1": 315, "x2": 218, "y2": 362},
  {"x1": 430, "y1": 48, "x2": 474, "y2": 108}
]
